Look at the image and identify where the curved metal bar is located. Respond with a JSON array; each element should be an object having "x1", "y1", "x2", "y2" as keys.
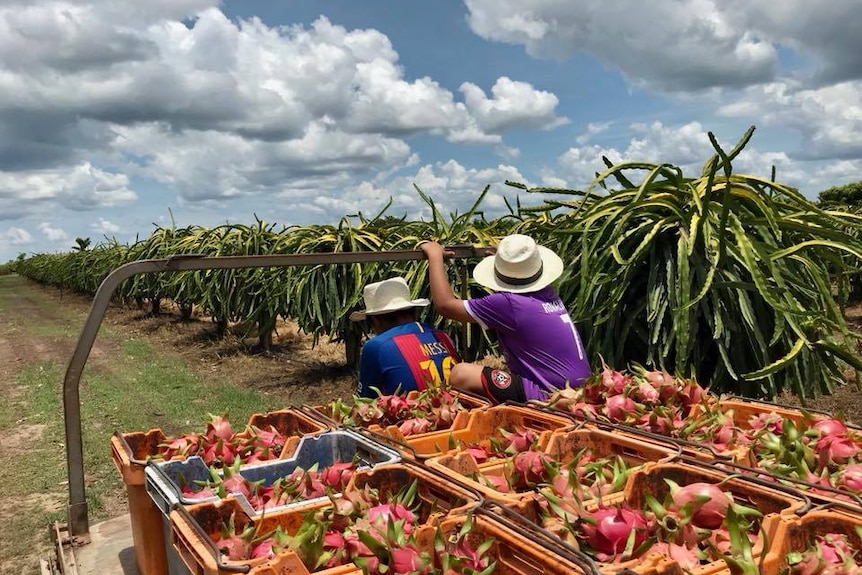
[
  {"x1": 476, "y1": 505, "x2": 601, "y2": 575},
  {"x1": 63, "y1": 247, "x2": 483, "y2": 536},
  {"x1": 297, "y1": 404, "x2": 340, "y2": 430}
]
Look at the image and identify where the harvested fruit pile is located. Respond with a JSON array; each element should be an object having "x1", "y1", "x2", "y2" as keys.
[
  {"x1": 546, "y1": 364, "x2": 862, "y2": 501},
  {"x1": 112, "y1": 372, "x2": 862, "y2": 575}
]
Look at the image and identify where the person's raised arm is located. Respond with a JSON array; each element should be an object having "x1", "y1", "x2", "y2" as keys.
[{"x1": 418, "y1": 241, "x2": 474, "y2": 323}]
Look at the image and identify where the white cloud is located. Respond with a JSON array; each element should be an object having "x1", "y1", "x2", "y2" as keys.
[
  {"x1": 0, "y1": 227, "x2": 32, "y2": 245},
  {"x1": 460, "y1": 77, "x2": 568, "y2": 134},
  {"x1": 576, "y1": 122, "x2": 612, "y2": 145},
  {"x1": 464, "y1": 0, "x2": 778, "y2": 91},
  {"x1": 284, "y1": 160, "x2": 533, "y2": 221},
  {"x1": 0, "y1": 4, "x2": 569, "y2": 218},
  {"x1": 38, "y1": 222, "x2": 68, "y2": 242},
  {"x1": 464, "y1": 0, "x2": 862, "y2": 91},
  {"x1": 91, "y1": 217, "x2": 121, "y2": 234},
  {"x1": 553, "y1": 121, "x2": 851, "y2": 197},
  {"x1": 557, "y1": 121, "x2": 716, "y2": 187},
  {"x1": 0, "y1": 163, "x2": 137, "y2": 211},
  {"x1": 719, "y1": 0, "x2": 862, "y2": 82},
  {"x1": 718, "y1": 80, "x2": 862, "y2": 160}
]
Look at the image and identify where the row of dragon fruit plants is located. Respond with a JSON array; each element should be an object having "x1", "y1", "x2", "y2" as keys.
[
  {"x1": 17, "y1": 129, "x2": 862, "y2": 400},
  {"x1": 142, "y1": 364, "x2": 862, "y2": 575}
]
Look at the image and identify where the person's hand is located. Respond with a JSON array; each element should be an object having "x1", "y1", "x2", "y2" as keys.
[{"x1": 417, "y1": 240, "x2": 445, "y2": 260}]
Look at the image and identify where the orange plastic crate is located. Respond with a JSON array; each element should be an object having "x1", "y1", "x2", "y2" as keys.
[
  {"x1": 249, "y1": 556, "x2": 362, "y2": 575},
  {"x1": 309, "y1": 389, "x2": 489, "y2": 432},
  {"x1": 541, "y1": 402, "x2": 754, "y2": 466},
  {"x1": 412, "y1": 511, "x2": 596, "y2": 575},
  {"x1": 112, "y1": 409, "x2": 329, "y2": 486},
  {"x1": 695, "y1": 398, "x2": 808, "y2": 429},
  {"x1": 350, "y1": 462, "x2": 481, "y2": 519},
  {"x1": 457, "y1": 506, "x2": 684, "y2": 575},
  {"x1": 760, "y1": 509, "x2": 862, "y2": 575},
  {"x1": 600, "y1": 462, "x2": 806, "y2": 574},
  {"x1": 112, "y1": 409, "x2": 328, "y2": 575},
  {"x1": 425, "y1": 426, "x2": 679, "y2": 517},
  {"x1": 170, "y1": 460, "x2": 480, "y2": 575},
  {"x1": 391, "y1": 403, "x2": 574, "y2": 460},
  {"x1": 502, "y1": 460, "x2": 805, "y2": 575}
]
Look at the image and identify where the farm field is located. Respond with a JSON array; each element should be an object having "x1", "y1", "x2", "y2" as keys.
[
  {"x1": 2, "y1": 270, "x2": 862, "y2": 571},
  {"x1": 0, "y1": 275, "x2": 354, "y2": 573}
]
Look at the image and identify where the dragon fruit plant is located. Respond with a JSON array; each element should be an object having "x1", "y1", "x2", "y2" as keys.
[
  {"x1": 181, "y1": 459, "x2": 356, "y2": 511},
  {"x1": 327, "y1": 385, "x2": 467, "y2": 436},
  {"x1": 155, "y1": 412, "x2": 287, "y2": 466},
  {"x1": 539, "y1": 478, "x2": 763, "y2": 573},
  {"x1": 785, "y1": 530, "x2": 862, "y2": 575}
]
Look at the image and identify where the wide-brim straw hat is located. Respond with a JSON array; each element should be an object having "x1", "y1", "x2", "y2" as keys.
[
  {"x1": 349, "y1": 276, "x2": 429, "y2": 321},
  {"x1": 473, "y1": 234, "x2": 564, "y2": 294}
]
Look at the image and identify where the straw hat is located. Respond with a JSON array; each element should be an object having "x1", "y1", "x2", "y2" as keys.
[
  {"x1": 349, "y1": 277, "x2": 429, "y2": 321},
  {"x1": 472, "y1": 234, "x2": 563, "y2": 294}
]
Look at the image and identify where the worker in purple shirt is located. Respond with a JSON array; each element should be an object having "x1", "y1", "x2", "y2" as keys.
[{"x1": 419, "y1": 234, "x2": 591, "y2": 403}]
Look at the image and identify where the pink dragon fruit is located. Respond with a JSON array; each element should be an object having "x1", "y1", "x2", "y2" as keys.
[
  {"x1": 399, "y1": 417, "x2": 432, "y2": 436},
  {"x1": 390, "y1": 545, "x2": 431, "y2": 574},
  {"x1": 604, "y1": 395, "x2": 637, "y2": 423},
  {"x1": 600, "y1": 362, "x2": 631, "y2": 395},
  {"x1": 206, "y1": 413, "x2": 234, "y2": 442},
  {"x1": 500, "y1": 428, "x2": 538, "y2": 454},
  {"x1": 837, "y1": 464, "x2": 862, "y2": 492},
  {"x1": 816, "y1": 435, "x2": 859, "y2": 468},
  {"x1": 667, "y1": 480, "x2": 733, "y2": 529},
  {"x1": 813, "y1": 418, "x2": 850, "y2": 438},
  {"x1": 320, "y1": 461, "x2": 354, "y2": 490},
  {"x1": 579, "y1": 505, "x2": 649, "y2": 561}
]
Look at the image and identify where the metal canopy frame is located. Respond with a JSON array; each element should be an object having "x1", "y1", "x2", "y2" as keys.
[{"x1": 61, "y1": 246, "x2": 483, "y2": 537}]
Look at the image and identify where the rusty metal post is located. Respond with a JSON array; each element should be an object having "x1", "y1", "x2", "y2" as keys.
[
  {"x1": 62, "y1": 247, "x2": 482, "y2": 536},
  {"x1": 458, "y1": 262, "x2": 470, "y2": 360}
]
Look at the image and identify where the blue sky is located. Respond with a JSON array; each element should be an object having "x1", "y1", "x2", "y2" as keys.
[{"x1": 1, "y1": 0, "x2": 860, "y2": 262}]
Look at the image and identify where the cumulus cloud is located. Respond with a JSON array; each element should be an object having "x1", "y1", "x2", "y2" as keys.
[
  {"x1": 557, "y1": 121, "x2": 716, "y2": 186},
  {"x1": 0, "y1": 5, "x2": 565, "y2": 208},
  {"x1": 464, "y1": 0, "x2": 778, "y2": 91},
  {"x1": 576, "y1": 122, "x2": 613, "y2": 145},
  {"x1": 38, "y1": 222, "x2": 68, "y2": 242},
  {"x1": 554, "y1": 121, "x2": 854, "y2": 197},
  {"x1": 718, "y1": 0, "x2": 862, "y2": 83},
  {"x1": 0, "y1": 163, "x2": 137, "y2": 210},
  {"x1": 91, "y1": 217, "x2": 121, "y2": 234},
  {"x1": 0, "y1": 227, "x2": 32, "y2": 245},
  {"x1": 464, "y1": 0, "x2": 862, "y2": 91},
  {"x1": 282, "y1": 160, "x2": 533, "y2": 222},
  {"x1": 718, "y1": 80, "x2": 862, "y2": 160},
  {"x1": 460, "y1": 77, "x2": 568, "y2": 134}
]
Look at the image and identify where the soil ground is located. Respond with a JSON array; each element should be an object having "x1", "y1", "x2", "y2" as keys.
[{"x1": 2, "y1": 275, "x2": 862, "y2": 572}]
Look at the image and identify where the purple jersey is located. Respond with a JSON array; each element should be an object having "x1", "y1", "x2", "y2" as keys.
[{"x1": 464, "y1": 286, "x2": 590, "y2": 400}]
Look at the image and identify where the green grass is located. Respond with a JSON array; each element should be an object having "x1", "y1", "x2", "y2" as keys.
[
  {"x1": 0, "y1": 276, "x2": 279, "y2": 571},
  {"x1": 0, "y1": 361, "x2": 68, "y2": 569},
  {"x1": 81, "y1": 336, "x2": 272, "y2": 520}
]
